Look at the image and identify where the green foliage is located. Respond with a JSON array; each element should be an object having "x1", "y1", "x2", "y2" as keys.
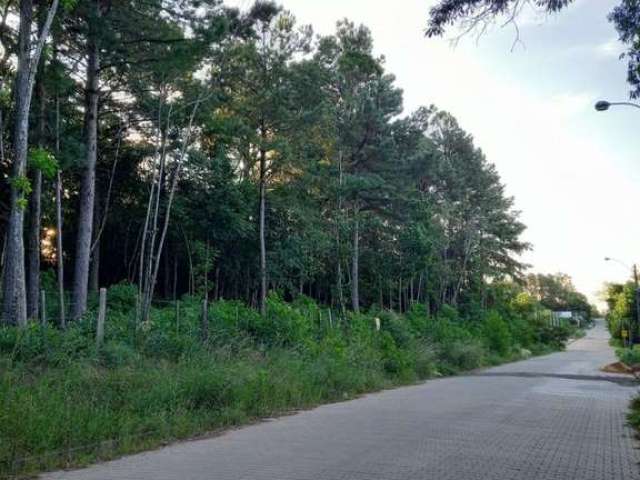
[
  {"x1": 483, "y1": 310, "x2": 512, "y2": 356},
  {"x1": 439, "y1": 339, "x2": 486, "y2": 373},
  {"x1": 616, "y1": 346, "x2": 640, "y2": 366},
  {"x1": 605, "y1": 282, "x2": 636, "y2": 341},
  {"x1": 60, "y1": 0, "x2": 78, "y2": 11},
  {"x1": 28, "y1": 147, "x2": 59, "y2": 179},
  {"x1": 106, "y1": 282, "x2": 138, "y2": 311},
  {"x1": 8, "y1": 175, "x2": 31, "y2": 196},
  {"x1": 0, "y1": 286, "x2": 570, "y2": 476}
]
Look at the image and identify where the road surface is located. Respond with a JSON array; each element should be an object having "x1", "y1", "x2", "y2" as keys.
[{"x1": 44, "y1": 320, "x2": 640, "y2": 479}]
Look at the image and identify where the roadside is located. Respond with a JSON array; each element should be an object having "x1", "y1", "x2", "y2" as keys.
[{"x1": 41, "y1": 319, "x2": 640, "y2": 480}]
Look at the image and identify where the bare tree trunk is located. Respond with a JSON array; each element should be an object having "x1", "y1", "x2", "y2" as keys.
[
  {"x1": 335, "y1": 151, "x2": 345, "y2": 314},
  {"x1": 410, "y1": 277, "x2": 414, "y2": 306},
  {"x1": 55, "y1": 171, "x2": 65, "y2": 327},
  {"x1": 27, "y1": 72, "x2": 46, "y2": 320},
  {"x1": 3, "y1": 0, "x2": 33, "y2": 326},
  {"x1": 2, "y1": 0, "x2": 58, "y2": 327},
  {"x1": 71, "y1": 15, "x2": 100, "y2": 320},
  {"x1": 54, "y1": 91, "x2": 65, "y2": 328},
  {"x1": 26, "y1": 171, "x2": 42, "y2": 319},
  {"x1": 351, "y1": 215, "x2": 359, "y2": 313},
  {"x1": 213, "y1": 265, "x2": 219, "y2": 301},
  {"x1": 258, "y1": 136, "x2": 267, "y2": 317},
  {"x1": 89, "y1": 194, "x2": 101, "y2": 293},
  {"x1": 140, "y1": 98, "x2": 201, "y2": 322}
]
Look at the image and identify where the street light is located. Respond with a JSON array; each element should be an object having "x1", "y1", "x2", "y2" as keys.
[
  {"x1": 595, "y1": 100, "x2": 640, "y2": 111},
  {"x1": 605, "y1": 256, "x2": 640, "y2": 346}
]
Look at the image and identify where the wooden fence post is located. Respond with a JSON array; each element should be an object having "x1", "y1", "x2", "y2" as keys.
[
  {"x1": 96, "y1": 288, "x2": 107, "y2": 349},
  {"x1": 40, "y1": 290, "x2": 47, "y2": 326},
  {"x1": 201, "y1": 297, "x2": 209, "y2": 341}
]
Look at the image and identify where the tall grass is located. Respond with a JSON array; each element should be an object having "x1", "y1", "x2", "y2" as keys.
[{"x1": 0, "y1": 285, "x2": 575, "y2": 478}]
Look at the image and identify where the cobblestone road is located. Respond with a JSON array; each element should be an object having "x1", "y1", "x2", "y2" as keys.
[{"x1": 43, "y1": 320, "x2": 640, "y2": 480}]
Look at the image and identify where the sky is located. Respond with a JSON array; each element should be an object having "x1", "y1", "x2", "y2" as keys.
[{"x1": 227, "y1": 0, "x2": 639, "y2": 305}]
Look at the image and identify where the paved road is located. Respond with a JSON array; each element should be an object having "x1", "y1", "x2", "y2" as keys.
[{"x1": 44, "y1": 320, "x2": 640, "y2": 480}]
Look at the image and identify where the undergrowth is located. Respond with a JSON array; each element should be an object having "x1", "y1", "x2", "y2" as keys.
[{"x1": 0, "y1": 284, "x2": 577, "y2": 478}]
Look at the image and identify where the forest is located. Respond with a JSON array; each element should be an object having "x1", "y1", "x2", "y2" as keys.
[
  {"x1": 0, "y1": 0, "x2": 537, "y2": 322},
  {"x1": 0, "y1": 0, "x2": 593, "y2": 476}
]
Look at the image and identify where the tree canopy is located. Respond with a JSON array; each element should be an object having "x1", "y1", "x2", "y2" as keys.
[{"x1": 0, "y1": 0, "x2": 591, "y2": 326}]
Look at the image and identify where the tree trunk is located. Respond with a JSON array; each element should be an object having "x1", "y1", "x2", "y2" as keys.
[
  {"x1": 26, "y1": 71, "x2": 46, "y2": 320},
  {"x1": 89, "y1": 194, "x2": 101, "y2": 293},
  {"x1": 55, "y1": 171, "x2": 65, "y2": 328},
  {"x1": 2, "y1": 0, "x2": 33, "y2": 326},
  {"x1": 89, "y1": 238, "x2": 99, "y2": 292},
  {"x1": 71, "y1": 17, "x2": 100, "y2": 320},
  {"x1": 351, "y1": 215, "x2": 359, "y2": 313},
  {"x1": 53, "y1": 86, "x2": 66, "y2": 327},
  {"x1": 213, "y1": 265, "x2": 219, "y2": 301},
  {"x1": 258, "y1": 140, "x2": 267, "y2": 317},
  {"x1": 26, "y1": 170, "x2": 42, "y2": 319},
  {"x1": 335, "y1": 151, "x2": 345, "y2": 314}
]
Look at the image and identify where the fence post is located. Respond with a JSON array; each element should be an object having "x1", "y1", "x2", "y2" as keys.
[
  {"x1": 96, "y1": 288, "x2": 107, "y2": 349},
  {"x1": 201, "y1": 297, "x2": 209, "y2": 341},
  {"x1": 40, "y1": 289, "x2": 47, "y2": 326},
  {"x1": 328, "y1": 309, "x2": 333, "y2": 329}
]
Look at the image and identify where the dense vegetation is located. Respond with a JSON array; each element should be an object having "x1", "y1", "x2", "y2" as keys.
[
  {"x1": 0, "y1": 0, "x2": 595, "y2": 477},
  {"x1": 0, "y1": 282, "x2": 580, "y2": 477},
  {"x1": 604, "y1": 282, "x2": 637, "y2": 344},
  {"x1": 0, "y1": 0, "x2": 536, "y2": 325}
]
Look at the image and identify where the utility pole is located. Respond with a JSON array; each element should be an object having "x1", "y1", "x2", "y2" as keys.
[{"x1": 634, "y1": 264, "x2": 639, "y2": 347}]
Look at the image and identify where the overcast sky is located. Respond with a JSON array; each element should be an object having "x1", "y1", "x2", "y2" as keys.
[{"x1": 228, "y1": 0, "x2": 639, "y2": 304}]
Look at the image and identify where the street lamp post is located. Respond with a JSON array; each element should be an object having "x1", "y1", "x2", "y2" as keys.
[
  {"x1": 595, "y1": 100, "x2": 640, "y2": 111},
  {"x1": 605, "y1": 257, "x2": 640, "y2": 346}
]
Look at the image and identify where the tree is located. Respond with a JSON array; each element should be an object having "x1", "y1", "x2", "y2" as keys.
[
  {"x1": 216, "y1": 2, "x2": 312, "y2": 315},
  {"x1": 426, "y1": 0, "x2": 640, "y2": 97},
  {"x1": 2, "y1": 0, "x2": 59, "y2": 326}
]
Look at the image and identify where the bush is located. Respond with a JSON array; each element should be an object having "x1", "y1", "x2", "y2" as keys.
[
  {"x1": 99, "y1": 341, "x2": 141, "y2": 368},
  {"x1": 107, "y1": 282, "x2": 138, "y2": 312},
  {"x1": 616, "y1": 346, "x2": 640, "y2": 366},
  {"x1": 483, "y1": 310, "x2": 512, "y2": 357},
  {"x1": 0, "y1": 291, "x2": 570, "y2": 478},
  {"x1": 439, "y1": 339, "x2": 486, "y2": 373}
]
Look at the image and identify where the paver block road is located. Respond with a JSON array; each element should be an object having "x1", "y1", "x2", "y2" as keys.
[{"x1": 43, "y1": 320, "x2": 640, "y2": 480}]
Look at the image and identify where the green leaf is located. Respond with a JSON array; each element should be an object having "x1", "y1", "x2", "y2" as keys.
[{"x1": 29, "y1": 147, "x2": 59, "y2": 179}]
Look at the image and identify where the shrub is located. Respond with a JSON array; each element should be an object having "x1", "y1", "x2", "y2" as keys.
[
  {"x1": 439, "y1": 339, "x2": 486, "y2": 373},
  {"x1": 257, "y1": 293, "x2": 313, "y2": 347},
  {"x1": 616, "y1": 346, "x2": 640, "y2": 366},
  {"x1": 483, "y1": 310, "x2": 512, "y2": 357},
  {"x1": 107, "y1": 282, "x2": 138, "y2": 312},
  {"x1": 99, "y1": 341, "x2": 141, "y2": 368},
  {"x1": 378, "y1": 310, "x2": 415, "y2": 348},
  {"x1": 0, "y1": 291, "x2": 571, "y2": 478}
]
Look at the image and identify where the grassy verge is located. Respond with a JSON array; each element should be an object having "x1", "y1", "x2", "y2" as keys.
[{"x1": 0, "y1": 286, "x2": 576, "y2": 478}]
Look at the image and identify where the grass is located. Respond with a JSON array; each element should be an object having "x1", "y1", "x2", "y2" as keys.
[{"x1": 0, "y1": 286, "x2": 577, "y2": 478}]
